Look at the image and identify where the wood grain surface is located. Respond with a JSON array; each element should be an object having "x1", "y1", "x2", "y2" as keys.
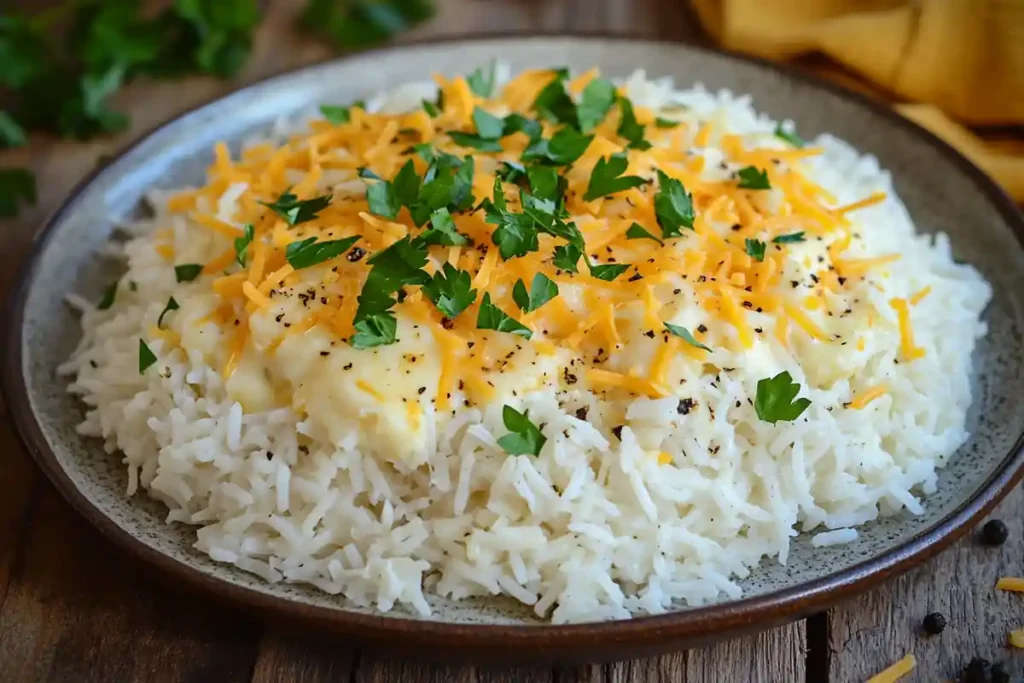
[{"x1": 0, "y1": 1, "x2": 1020, "y2": 682}]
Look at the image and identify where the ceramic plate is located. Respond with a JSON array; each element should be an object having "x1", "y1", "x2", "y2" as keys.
[{"x1": 5, "y1": 36, "x2": 1024, "y2": 664}]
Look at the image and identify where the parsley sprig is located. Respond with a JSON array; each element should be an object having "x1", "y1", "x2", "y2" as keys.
[
  {"x1": 497, "y1": 405, "x2": 546, "y2": 457},
  {"x1": 754, "y1": 371, "x2": 812, "y2": 424},
  {"x1": 584, "y1": 153, "x2": 647, "y2": 201}
]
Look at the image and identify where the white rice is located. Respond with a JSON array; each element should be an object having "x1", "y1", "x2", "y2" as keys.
[{"x1": 61, "y1": 69, "x2": 992, "y2": 624}]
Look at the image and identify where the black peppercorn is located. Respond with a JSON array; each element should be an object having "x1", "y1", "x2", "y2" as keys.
[
  {"x1": 921, "y1": 611, "x2": 946, "y2": 635},
  {"x1": 991, "y1": 663, "x2": 1011, "y2": 683},
  {"x1": 611, "y1": 425, "x2": 623, "y2": 440},
  {"x1": 981, "y1": 519, "x2": 1009, "y2": 546},
  {"x1": 964, "y1": 657, "x2": 992, "y2": 683}
]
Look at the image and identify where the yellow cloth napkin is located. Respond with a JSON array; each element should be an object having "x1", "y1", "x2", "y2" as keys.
[{"x1": 691, "y1": 0, "x2": 1024, "y2": 201}]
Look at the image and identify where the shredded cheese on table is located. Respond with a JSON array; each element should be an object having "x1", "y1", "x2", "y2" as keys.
[
  {"x1": 996, "y1": 577, "x2": 1024, "y2": 592},
  {"x1": 154, "y1": 67, "x2": 914, "y2": 412},
  {"x1": 866, "y1": 654, "x2": 916, "y2": 683}
]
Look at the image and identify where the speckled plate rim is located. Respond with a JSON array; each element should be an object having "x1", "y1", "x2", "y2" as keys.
[{"x1": 4, "y1": 33, "x2": 1024, "y2": 662}]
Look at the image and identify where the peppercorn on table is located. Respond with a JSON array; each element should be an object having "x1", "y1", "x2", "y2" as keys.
[{"x1": 1, "y1": 1, "x2": 1022, "y2": 682}]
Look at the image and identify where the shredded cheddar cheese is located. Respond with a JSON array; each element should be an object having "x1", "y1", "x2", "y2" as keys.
[
  {"x1": 866, "y1": 654, "x2": 916, "y2": 683},
  {"x1": 848, "y1": 385, "x2": 887, "y2": 409},
  {"x1": 997, "y1": 577, "x2": 1024, "y2": 593}
]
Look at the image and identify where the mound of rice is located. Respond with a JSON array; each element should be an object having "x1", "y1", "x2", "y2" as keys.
[{"x1": 61, "y1": 67, "x2": 991, "y2": 623}]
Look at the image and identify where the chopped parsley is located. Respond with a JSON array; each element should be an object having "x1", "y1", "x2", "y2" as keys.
[
  {"x1": 737, "y1": 166, "x2": 771, "y2": 190},
  {"x1": 616, "y1": 96, "x2": 650, "y2": 150},
  {"x1": 512, "y1": 273, "x2": 558, "y2": 313},
  {"x1": 350, "y1": 236, "x2": 430, "y2": 348},
  {"x1": 234, "y1": 224, "x2": 255, "y2": 266},
  {"x1": 664, "y1": 323, "x2": 711, "y2": 352},
  {"x1": 448, "y1": 131, "x2": 503, "y2": 153},
  {"x1": 285, "y1": 236, "x2": 360, "y2": 269},
  {"x1": 587, "y1": 261, "x2": 631, "y2": 281},
  {"x1": 157, "y1": 297, "x2": 179, "y2": 329},
  {"x1": 583, "y1": 152, "x2": 647, "y2": 201},
  {"x1": 655, "y1": 117, "x2": 680, "y2": 128},
  {"x1": 755, "y1": 371, "x2": 812, "y2": 424},
  {"x1": 260, "y1": 191, "x2": 332, "y2": 225},
  {"x1": 422, "y1": 263, "x2": 476, "y2": 318},
  {"x1": 419, "y1": 207, "x2": 468, "y2": 246},
  {"x1": 526, "y1": 165, "x2": 563, "y2": 204},
  {"x1": 476, "y1": 293, "x2": 532, "y2": 338},
  {"x1": 138, "y1": 339, "x2": 157, "y2": 374},
  {"x1": 472, "y1": 107, "x2": 505, "y2": 139},
  {"x1": 497, "y1": 161, "x2": 527, "y2": 183},
  {"x1": 421, "y1": 97, "x2": 440, "y2": 118},
  {"x1": 745, "y1": 238, "x2": 766, "y2": 262},
  {"x1": 625, "y1": 222, "x2": 663, "y2": 245},
  {"x1": 350, "y1": 312, "x2": 398, "y2": 350},
  {"x1": 319, "y1": 104, "x2": 353, "y2": 124},
  {"x1": 484, "y1": 178, "x2": 540, "y2": 260},
  {"x1": 531, "y1": 70, "x2": 577, "y2": 127},
  {"x1": 502, "y1": 114, "x2": 542, "y2": 141},
  {"x1": 97, "y1": 280, "x2": 118, "y2": 310},
  {"x1": 774, "y1": 123, "x2": 805, "y2": 148},
  {"x1": 552, "y1": 243, "x2": 582, "y2": 273},
  {"x1": 576, "y1": 78, "x2": 616, "y2": 133},
  {"x1": 174, "y1": 264, "x2": 204, "y2": 282},
  {"x1": 366, "y1": 177, "x2": 400, "y2": 219},
  {"x1": 653, "y1": 170, "x2": 694, "y2": 238},
  {"x1": 391, "y1": 158, "x2": 422, "y2": 208},
  {"x1": 466, "y1": 60, "x2": 497, "y2": 98},
  {"x1": 773, "y1": 232, "x2": 806, "y2": 244},
  {"x1": 522, "y1": 127, "x2": 594, "y2": 166},
  {"x1": 497, "y1": 405, "x2": 547, "y2": 457}
]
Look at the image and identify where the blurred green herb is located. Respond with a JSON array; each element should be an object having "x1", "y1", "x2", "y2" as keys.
[{"x1": 0, "y1": 0, "x2": 436, "y2": 218}]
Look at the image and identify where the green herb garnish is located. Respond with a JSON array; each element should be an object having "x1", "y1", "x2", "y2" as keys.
[
  {"x1": 552, "y1": 243, "x2": 582, "y2": 273},
  {"x1": 260, "y1": 191, "x2": 332, "y2": 225},
  {"x1": 576, "y1": 78, "x2": 616, "y2": 133},
  {"x1": 448, "y1": 132, "x2": 503, "y2": 152},
  {"x1": 496, "y1": 405, "x2": 546, "y2": 457},
  {"x1": 419, "y1": 207, "x2": 468, "y2": 246},
  {"x1": 583, "y1": 152, "x2": 647, "y2": 201},
  {"x1": 773, "y1": 232, "x2": 805, "y2": 244},
  {"x1": 466, "y1": 60, "x2": 497, "y2": 97},
  {"x1": 655, "y1": 117, "x2": 680, "y2": 129},
  {"x1": 174, "y1": 263, "x2": 204, "y2": 282},
  {"x1": 285, "y1": 235, "x2": 360, "y2": 269},
  {"x1": 476, "y1": 293, "x2": 532, "y2": 338},
  {"x1": 531, "y1": 70, "x2": 577, "y2": 127},
  {"x1": 422, "y1": 263, "x2": 476, "y2": 319},
  {"x1": 745, "y1": 238, "x2": 766, "y2": 262},
  {"x1": 138, "y1": 338, "x2": 157, "y2": 374},
  {"x1": 350, "y1": 312, "x2": 398, "y2": 350},
  {"x1": 737, "y1": 166, "x2": 771, "y2": 190},
  {"x1": 472, "y1": 107, "x2": 505, "y2": 139},
  {"x1": 521, "y1": 127, "x2": 593, "y2": 166},
  {"x1": 234, "y1": 223, "x2": 254, "y2": 267},
  {"x1": 319, "y1": 104, "x2": 351, "y2": 124},
  {"x1": 653, "y1": 170, "x2": 694, "y2": 238},
  {"x1": 755, "y1": 371, "x2": 812, "y2": 424},
  {"x1": 774, "y1": 123, "x2": 805, "y2": 148},
  {"x1": 616, "y1": 96, "x2": 650, "y2": 150},
  {"x1": 512, "y1": 273, "x2": 558, "y2": 313},
  {"x1": 664, "y1": 323, "x2": 711, "y2": 352},
  {"x1": 421, "y1": 98, "x2": 440, "y2": 117},
  {"x1": 157, "y1": 296, "x2": 179, "y2": 329},
  {"x1": 587, "y1": 261, "x2": 631, "y2": 281},
  {"x1": 526, "y1": 165, "x2": 563, "y2": 203},
  {"x1": 97, "y1": 280, "x2": 118, "y2": 310},
  {"x1": 625, "y1": 222, "x2": 663, "y2": 245}
]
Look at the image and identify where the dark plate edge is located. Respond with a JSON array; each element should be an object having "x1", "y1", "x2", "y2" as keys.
[{"x1": 3, "y1": 32, "x2": 1024, "y2": 663}]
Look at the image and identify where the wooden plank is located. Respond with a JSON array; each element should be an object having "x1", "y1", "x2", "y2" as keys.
[
  {"x1": 829, "y1": 485, "x2": 1024, "y2": 682},
  {"x1": 0, "y1": 486, "x2": 262, "y2": 683}
]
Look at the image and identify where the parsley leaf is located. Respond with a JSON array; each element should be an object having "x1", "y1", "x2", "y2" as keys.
[
  {"x1": 285, "y1": 236, "x2": 360, "y2": 269},
  {"x1": 467, "y1": 60, "x2": 497, "y2": 97},
  {"x1": 350, "y1": 311, "x2": 397, "y2": 350},
  {"x1": 655, "y1": 117, "x2": 680, "y2": 128},
  {"x1": 366, "y1": 178, "x2": 400, "y2": 219},
  {"x1": 419, "y1": 207, "x2": 468, "y2": 246},
  {"x1": 138, "y1": 338, "x2": 157, "y2": 374},
  {"x1": 532, "y1": 70, "x2": 577, "y2": 127},
  {"x1": 588, "y1": 261, "x2": 631, "y2": 281},
  {"x1": 522, "y1": 127, "x2": 593, "y2": 166},
  {"x1": 773, "y1": 232, "x2": 806, "y2": 244},
  {"x1": 774, "y1": 123, "x2": 805, "y2": 148},
  {"x1": 448, "y1": 131, "x2": 503, "y2": 153},
  {"x1": 422, "y1": 263, "x2": 476, "y2": 318},
  {"x1": 755, "y1": 371, "x2": 812, "y2": 424},
  {"x1": 552, "y1": 244, "x2": 582, "y2": 273},
  {"x1": 157, "y1": 296, "x2": 180, "y2": 329},
  {"x1": 576, "y1": 78, "x2": 616, "y2": 133},
  {"x1": 391, "y1": 158, "x2": 421, "y2": 208},
  {"x1": 411, "y1": 154, "x2": 475, "y2": 225},
  {"x1": 625, "y1": 222, "x2": 663, "y2": 245},
  {"x1": 0, "y1": 112, "x2": 27, "y2": 148},
  {"x1": 477, "y1": 293, "x2": 532, "y2": 339},
  {"x1": 488, "y1": 209, "x2": 539, "y2": 260},
  {"x1": 421, "y1": 98, "x2": 440, "y2": 117},
  {"x1": 319, "y1": 104, "x2": 353, "y2": 124},
  {"x1": 97, "y1": 280, "x2": 119, "y2": 310},
  {"x1": 0, "y1": 168, "x2": 36, "y2": 218},
  {"x1": 502, "y1": 114, "x2": 542, "y2": 141},
  {"x1": 512, "y1": 273, "x2": 558, "y2": 313},
  {"x1": 496, "y1": 405, "x2": 547, "y2": 457},
  {"x1": 472, "y1": 107, "x2": 505, "y2": 139},
  {"x1": 497, "y1": 161, "x2": 527, "y2": 184},
  {"x1": 737, "y1": 166, "x2": 771, "y2": 190},
  {"x1": 664, "y1": 323, "x2": 711, "y2": 352},
  {"x1": 653, "y1": 170, "x2": 694, "y2": 238},
  {"x1": 617, "y1": 96, "x2": 651, "y2": 150},
  {"x1": 301, "y1": 0, "x2": 434, "y2": 51},
  {"x1": 174, "y1": 263, "x2": 204, "y2": 282},
  {"x1": 234, "y1": 223, "x2": 254, "y2": 266},
  {"x1": 261, "y1": 191, "x2": 332, "y2": 225},
  {"x1": 745, "y1": 238, "x2": 766, "y2": 262},
  {"x1": 526, "y1": 165, "x2": 564, "y2": 203},
  {"x1": 583, "y1": 152, "x2": 647, "y2": 201}
]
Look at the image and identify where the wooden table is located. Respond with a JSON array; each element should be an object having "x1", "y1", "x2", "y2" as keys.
[{"x1": 1, "y1": 1, "x2": 1021, "y2": 681}]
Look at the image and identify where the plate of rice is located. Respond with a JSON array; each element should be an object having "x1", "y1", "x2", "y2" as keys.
[{"x1": 5, "y1": 35, "x2": 1024, "y2": 662}]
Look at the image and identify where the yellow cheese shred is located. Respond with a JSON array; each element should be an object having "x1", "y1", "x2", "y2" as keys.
[
  {"x1": 1010, "y1": 627, "x2": 1024, "y2": 649},
  {"x1": 355, "y1": 379, "x2": 385, "y2": 402},
  {"x1": 866, "y1": 654, "x2": 916, "y2": 683},
  {"x1": 848, "y1": 385, "x2": 887, "y2": 409},
  {"x1": 890, "y1": 298, "x2": 927, "y2": 362},
  {"x1": 996, "y1": 577, "x2": 1024, "y2": 592}
]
